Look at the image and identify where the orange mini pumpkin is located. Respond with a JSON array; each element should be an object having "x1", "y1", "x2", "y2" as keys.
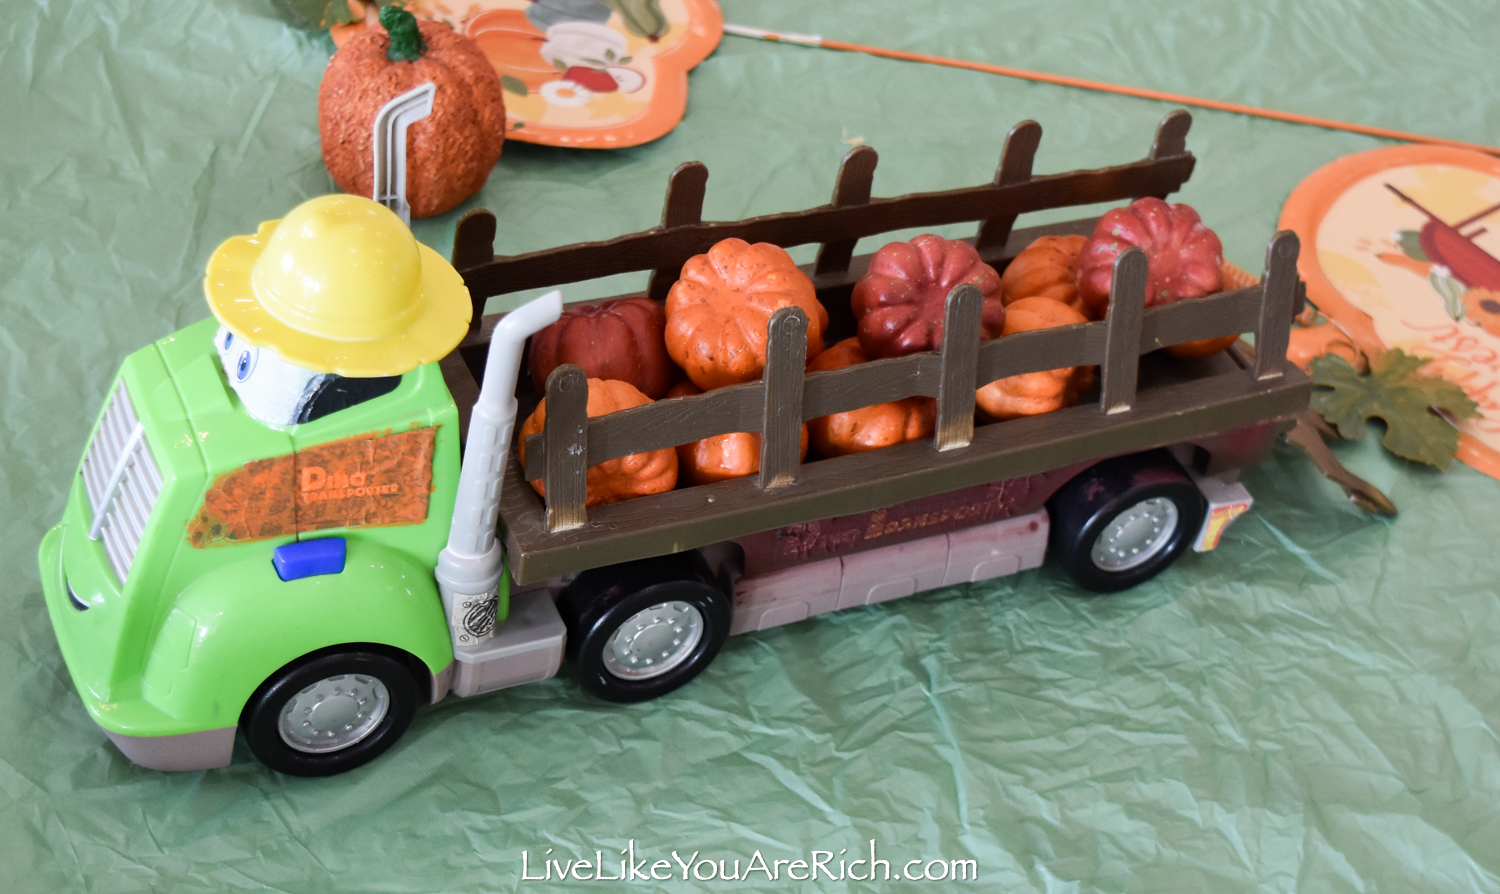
[
  {"x1": 665, "y1": 381, "x2": 808, "y2": 484},
  {"x1": 319, "y1": 6, "x2": 506, "y2": 219},
  {"x1": 975, "y1": 297, "x2": 1094, "y2": 420},
  {"x1": 1161, "y1": 261, "x2": 1261, "y2": 359},
  {"x1": 665, "y1": 238, "x2": 830, "y2": 391},
  {"x1": 806, "y1": 338, "x2": 936, "y2": 457},
  {"x1": 518, "y1": 378, "x2": 677, "y2": 506},
  {"x1": 1000, "y1": 234, "x2": 1088, "y2": 315}
]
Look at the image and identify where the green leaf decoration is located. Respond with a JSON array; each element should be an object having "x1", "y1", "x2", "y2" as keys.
[
  {"x1": 271, "y1": 0, "x2": 361, "y2": 30},
  {"x1": 501, "y1": 75, "x2": 529, "y2": 97},
  {"x1": 599, "y1": 0, "x2": 669, "y2": 39},
  {"x1": 1311, "y1": 349, "x2": 1480, "y2": 470},
  {"x1": 1430, "y1": 269, "x2": 1467, "y2": 321},
  {"x1": 1397, "y1": 229, "x2": 1429, "y2": 262}
]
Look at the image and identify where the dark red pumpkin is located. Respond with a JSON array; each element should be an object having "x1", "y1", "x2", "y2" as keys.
[
  {"x1": 1076, "y1": 198, "x2": 1224, "y2": 318},
  {"x1": 851, "y1": 234, "x2": 1005, "y2": 358},
  {"x1": 529, "y1": 297, "x2": 677, "y2": 399}
]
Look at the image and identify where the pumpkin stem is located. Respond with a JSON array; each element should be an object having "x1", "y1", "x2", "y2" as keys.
[{"x1": 380, "y1": 5, "x2": 427, "y2": 62}]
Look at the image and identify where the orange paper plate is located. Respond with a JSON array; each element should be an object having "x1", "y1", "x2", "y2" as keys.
[
  {"x1": 1279, "y1": 145, "x2": 1500, "y2": 478},
  {"x1": 333, "y1": 0, "x2": 722, "y2": 149}
]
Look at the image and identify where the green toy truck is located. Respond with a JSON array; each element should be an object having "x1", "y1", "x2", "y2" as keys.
[{"x1": 40, "y1": 113, "x2": 1310, "y2": 776}]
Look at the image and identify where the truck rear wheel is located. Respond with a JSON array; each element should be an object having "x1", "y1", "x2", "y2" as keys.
[
  {"x1": 560, "y1": 552, "x2": 730, "y2": 703},
  {"x1": 241, "y1": 649, "x2": 420, "y2": 777},
  {"x1": 1048, "y1": 450, "x2": 1206, "y2": 593}
]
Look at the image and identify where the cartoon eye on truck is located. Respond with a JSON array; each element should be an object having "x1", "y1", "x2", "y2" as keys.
[{"x1": 39, "y1": 112, "x2": 1310, "y2": 777}]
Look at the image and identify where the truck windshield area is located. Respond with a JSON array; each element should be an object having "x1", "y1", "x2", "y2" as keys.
[
  {"x1": 215, "y1": 325, "x2": 402, "y2": 425},
  {"x1": 295, "y1": 375, "x2": 401, "y2": 424}
]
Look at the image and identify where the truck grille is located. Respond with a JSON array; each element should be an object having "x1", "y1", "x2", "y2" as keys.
[{"x1": 80, "y1": 380, "x2": 163, "y2": 583}]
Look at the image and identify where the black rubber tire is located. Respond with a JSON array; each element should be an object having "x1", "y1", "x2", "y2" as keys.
[
  {"x1": 560, "y1": 552, "x2": 731, "y2": 703},
  {"x1": 1047, "y1": 450, "x2": 1206, "y2": 593},
  {"x1": 241, "y1": 650, "x2": 420, "y2": 777}
]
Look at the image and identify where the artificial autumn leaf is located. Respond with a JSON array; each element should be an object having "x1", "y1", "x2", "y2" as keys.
[
  {"x1": 272, "y1": 0, "x2": 366, "y2": 30},
  {"x1": 1310, "y1": 349, "x2": 1480, "y2": 470}
]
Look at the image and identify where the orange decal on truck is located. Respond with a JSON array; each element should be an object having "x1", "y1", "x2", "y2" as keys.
[{"x1": 189, "y1": 428, "x2": 435, "y2": 547}]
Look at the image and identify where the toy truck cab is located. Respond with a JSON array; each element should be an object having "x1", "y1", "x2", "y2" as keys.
[{"x1": 39, "y1": 316, "x2": 464, "y2": 771}]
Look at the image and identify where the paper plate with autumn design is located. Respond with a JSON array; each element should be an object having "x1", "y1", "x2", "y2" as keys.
[
  {"x1": 1279, "y1": 145, "x2": 1500, "y2": 478},
  {"x1": 332, "y1": 0, "x2": 722, "y2": 149}
]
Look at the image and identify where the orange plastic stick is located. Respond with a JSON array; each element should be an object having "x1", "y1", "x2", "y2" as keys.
[{"x1": 723, "y1": 25, "x2": 1500, "y2": 157}]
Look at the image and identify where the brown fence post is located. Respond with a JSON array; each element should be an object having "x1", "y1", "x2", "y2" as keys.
[
  {"x1": 813, "y1": 146, "x2": 879, "y2": 277},
  {"x1": 935, "y1": 284, "x2": 982, "y2": 450},
  {"x1": 1100, "y1": 248, "x2": 1148, "y2": 414},
  {"x1": 1254, "y1": 231, "x2": 1301, "y2": 381},
  {"x1": 975, "y1": 120, "x2": 1042, "y2": 252},
  {"x1": 452, "y1": 209, "x2": 498, "y2": 329},
  {"x1": 1146, "y1": 111, "x2": 1193, "y2": 199},
  {"x1": 646, "y1": 162, "x2": 709, "y2": 300},
  {"x1": 543, "y1": 365, "x2": 589, "y2": 532},
  {"x1": 1149, "y1": 110, "x2": 1192, "y2": 161},
  {"x1": 759, "y1": 306, "x2": 808, "y2": 489}
]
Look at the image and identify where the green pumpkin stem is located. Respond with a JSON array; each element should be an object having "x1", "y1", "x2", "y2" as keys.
[{"x1": 380, "y1": 5, "x2": 427, "y2": 62}]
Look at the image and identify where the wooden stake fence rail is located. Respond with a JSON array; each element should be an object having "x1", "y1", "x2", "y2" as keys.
[
  {"x1": 453, "y1": 110, "x2": 1302, "y2": 536},
  {"x1": 452, "y1": 113, "x2": 1197, "y2": 322},
  {"x1": 522, "y1": 234, "x2": 1300, "y2": 531}
]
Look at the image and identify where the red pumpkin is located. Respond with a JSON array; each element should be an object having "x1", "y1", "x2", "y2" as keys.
[
  {"x1": 851, "y1": 234, "x2": 1005, "y2": 358},
  {"x1": 319, "y1": 6, "x2": 506, "y2": 219},
  {"x1": 806, "y1": 338, "x2": 936, "y2": 456},
  {"x1": 529, "y1": 297, "x2": 677, "y2": 399},
  {"x1": 665, "y1": 381, "x2": 808, "y2": 484},
  {"x1": 518, "y1": 378, "x2": 676, "y2": 506},
  {"x1": 665, "y1": 238, "x2": 829, "y2": 390},
  {"x1": 1076, "y1": 198, "x2": 1224, "y2": 318}
]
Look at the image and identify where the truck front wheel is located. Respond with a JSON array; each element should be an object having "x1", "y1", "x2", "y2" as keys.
[
  {"x1": 241, "y1": 649, "x2": 420, "y2": 777},
  {"x1": 1048, "y1": 450, "x2": 1206, "y2": 593},
  {"x1": 560, "y1": 553, "x2": 731, "y2": 703}
]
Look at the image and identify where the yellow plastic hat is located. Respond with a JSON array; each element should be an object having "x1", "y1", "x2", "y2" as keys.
[{"x1": 204, "y1": 194, "x2": 472, "y2": 377}]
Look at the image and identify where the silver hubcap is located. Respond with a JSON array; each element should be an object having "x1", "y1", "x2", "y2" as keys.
[
  {"x1": 1090, "y1": 497, "x2": 1180, "y2": 572},
  {"x1": 278, "y1": 673, "x2": 390, "y2": 754},
  {"x1": 602, "y1": 601, "x2": 704, "y2": 680}
]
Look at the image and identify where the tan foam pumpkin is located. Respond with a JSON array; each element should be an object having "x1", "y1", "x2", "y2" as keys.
[
  {"x1": 319, "y1": 6, "x2": 506, "y2": 219},
  {"x1": 806, "y1": 338, "x2": 936, "y2": 457},
  {"x1": 975, "y1": 297, "x2": 1094, "y2": 420},
  {"x1": 665, "y1": 381, "x2": 808, "y2": 484},
  {"x1": 1000, "y1": 234, "x2": 1088, "y2": 315},
  {"x1": 518, "y1": 378, "x2": 676, "y2": 506},
  {"x1": 665, "y1": 239, "x2": 829, "y2": 390}
]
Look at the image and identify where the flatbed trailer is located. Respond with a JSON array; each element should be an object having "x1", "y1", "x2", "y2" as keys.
[{"x1": 433, "y1": 110, "x2": 1308, "y2": 700}]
